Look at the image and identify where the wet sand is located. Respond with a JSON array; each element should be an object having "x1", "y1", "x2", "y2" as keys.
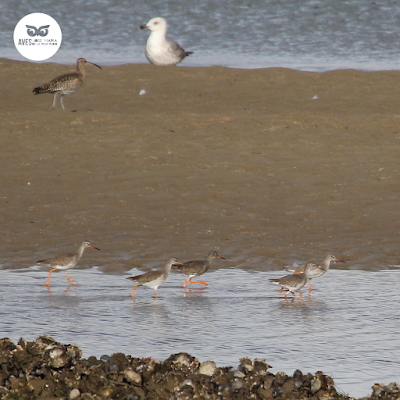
[{"x1": 1, "y1": 58, "x2": 400, "y2": 271}]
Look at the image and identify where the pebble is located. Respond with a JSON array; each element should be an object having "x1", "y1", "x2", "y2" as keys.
[
  {"x1": 69, "y1": 388, "x2": 80, "y2": 400},
  {"x1": 199, "y1": 360, "x2": 217, "y2": 376},
  {"x1": 0, "y1": 336, "x2": 397, "y2": 400}
]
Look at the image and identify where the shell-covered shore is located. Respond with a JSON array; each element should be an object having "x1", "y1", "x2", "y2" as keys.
[{"x1": 0, "y1": 336, "x2": 398, "y2": 400}]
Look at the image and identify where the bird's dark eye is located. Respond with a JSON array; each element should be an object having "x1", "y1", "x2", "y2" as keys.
[{"x1": 154, "y1": 21, "x2": 159, "y2": 24}]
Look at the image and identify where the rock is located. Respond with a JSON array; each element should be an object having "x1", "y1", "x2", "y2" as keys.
[
  {"x1": 44, "y1": 342, "x2": 82, "y2": 368},
  {"x1": 124, "y1": 368, "x2": 142, "y2": 385},
  {"x1": 0, "y1": 336, "x2": 398, "y2": 400},
  {"x1": 253, "y1": 358, "x2": 272, "y2": 373},
  {"x1": 238, "y1": 357, "x2": 254, "y2": 373},
  {"x1": 372, "y1": 381, "x2": 400, "y2": 398},
  {"x1": 274, "y1": 371, "x2": 289, "y2": 386},
  {"x1": 111, "y1": 352, "x2": 130, "y2": 371},
  {"x1": 263, "y1": 373, "x2": 275, "y2": 390},
  {"x1": 199, "y1": 360, "x2": 217, "y2": 376},
  {"x1": 69, "y1": 388, "x2": 80, "y2": 399},
  {"x1": 166, "y1": 352, "x2": 200, "y2": 373},
  {"x1": 232, "y1": 379, "x2": 244, "y2": 391},
  {"x1": 272, "y1": 386, "x2": 282, "y2": 397},
  {"x1": 311, "y1": 375, "x2": 322, "y2": 393},
  {"x1": 0, "y1": 337, "x2": 17, "y2": 352},
  {"x1": 386, "y1": 382, "x2": 400, "y2": 392},
  {"x1": 100, "y1": 354, "x2": 112, "y2": 363},
  {"x1": 233, "y1": 370, "x2": 245, "y2": 379},
  {"x1": 281, "y1": 378, "x2": 295, "y2": 397}
]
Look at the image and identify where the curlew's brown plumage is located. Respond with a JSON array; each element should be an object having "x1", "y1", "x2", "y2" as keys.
[{"x1": 32, "y1": 58, "x2": 101, "y2": 110}]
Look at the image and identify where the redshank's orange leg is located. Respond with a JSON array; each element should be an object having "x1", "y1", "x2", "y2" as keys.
[
  {"x1": 132, "y1": 285, "x2": 139, "y2": 297},
  {"x1": 65, "y1": 272, "x2": 76, "y2": 286},
  {"x1": 153, "y1": 291, "x2": 157, "y2": 299},
  {"x1": 308, "y1": 281, "x2": 313, "y2": 291},
  {"x1": 279, "y1": 289, "x2": 286, "y2": 293},
  {"x1": 284, "y1": 291, "x2": 289, "y2": 299},
  {"x1": 190, "y1": 280, "x2": 208, "y2": 286},
  {"x1": 43, "y1": 268, "x2": 57, "y2": 286},
  {"x1": 183, "y1": 277, "x2": 191, "y2": 289}
]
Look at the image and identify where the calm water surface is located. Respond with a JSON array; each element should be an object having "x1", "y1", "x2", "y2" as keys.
[
  {"x1": 1, "y1": 0, "x2": 400, "y2": 70},
  {"x1": 1, "y1": 267, "x2": 399, "y2": 398}
]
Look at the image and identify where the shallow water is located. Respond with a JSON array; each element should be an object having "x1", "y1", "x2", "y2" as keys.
[
  {"x1": 1, "y1": 0, "x2": 400, "y2": 70},
  {"x1": 1, "y1": 266, "x2": 399, "y2": 397}
]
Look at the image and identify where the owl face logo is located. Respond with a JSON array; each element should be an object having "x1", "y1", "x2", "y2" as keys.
[{"x1": 26, "y1": 25, "x2": 50, "y2": 37}]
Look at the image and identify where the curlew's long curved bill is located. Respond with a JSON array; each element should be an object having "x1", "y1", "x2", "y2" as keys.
[{"x1": 88, "y1": 61, "x2": 102, "y2": 70}]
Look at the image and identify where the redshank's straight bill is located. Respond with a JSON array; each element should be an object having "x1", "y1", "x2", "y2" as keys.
[
  {"x1": 126, "y1": 257, "x2": 181, "y2": 298},
  {"x1": 285, "y1": 254, "x2": 345, "y2": 291},
  {"x1": 269, "y1": 262, "x2": 320, "y2": 299},
  {"x1": 172, "y1": 251, "x2": 226, "y2": 289},
  {"x1": 140, "y1": 17, "x2": 193, "y2": 66},
  {"x1": 37, "y1": 241, "x2": 100, "y2": 286},
  {"x1": 32, "y1": 58, "x2": 101, "y2": 110}
]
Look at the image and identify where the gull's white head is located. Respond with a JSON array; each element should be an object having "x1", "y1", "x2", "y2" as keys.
[{"x1": 140, "y1": 17, "x2": 168, "y2": 34}]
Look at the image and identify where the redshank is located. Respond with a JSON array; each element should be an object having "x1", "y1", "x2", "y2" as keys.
[
  {"x1": 37, "y1": 241, "x2": 100, "y2": 286},
  {"x1": 172, "y1": 251, "x2": 226, "y2": 289},
  {"x1": 140, "y1": 17, "x2": 193, "y2": 66},
  {"x1": 285, "y1": 254, "x2": 345, "y2": 291},
  {"x1": 269, "y1": 262, "x2": 320, "y2": 298},
  {"x1": 32, "y1": 58, "x2": 101, "y2": 110},
  {"x1": 126, "y1": 257, "x2": 182, "y2": 298}
]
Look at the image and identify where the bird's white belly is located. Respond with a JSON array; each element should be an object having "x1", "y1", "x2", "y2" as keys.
[
  {"x1": 143, "y1": 276, "x2": 165, "y2": 290},
  {"x1": 54, "y1": 261, "x2": 75, "y2": 270},
  {"x1": 145, "y1": 40, "x2": 179, "y2": 66}
]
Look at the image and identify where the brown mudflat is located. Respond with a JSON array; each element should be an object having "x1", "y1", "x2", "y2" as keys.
[{"x1": 1, "y1": 59, "x2": 400, "y2": 272}]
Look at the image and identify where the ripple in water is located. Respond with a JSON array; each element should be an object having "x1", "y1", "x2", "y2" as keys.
[{"x1": 1, "y1": 267, "x2": 399, "y2": 397}]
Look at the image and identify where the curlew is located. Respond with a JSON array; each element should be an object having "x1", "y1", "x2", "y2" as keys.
[{"x1": 32, "y1": 58, "x2": 101, "y2": 110}]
